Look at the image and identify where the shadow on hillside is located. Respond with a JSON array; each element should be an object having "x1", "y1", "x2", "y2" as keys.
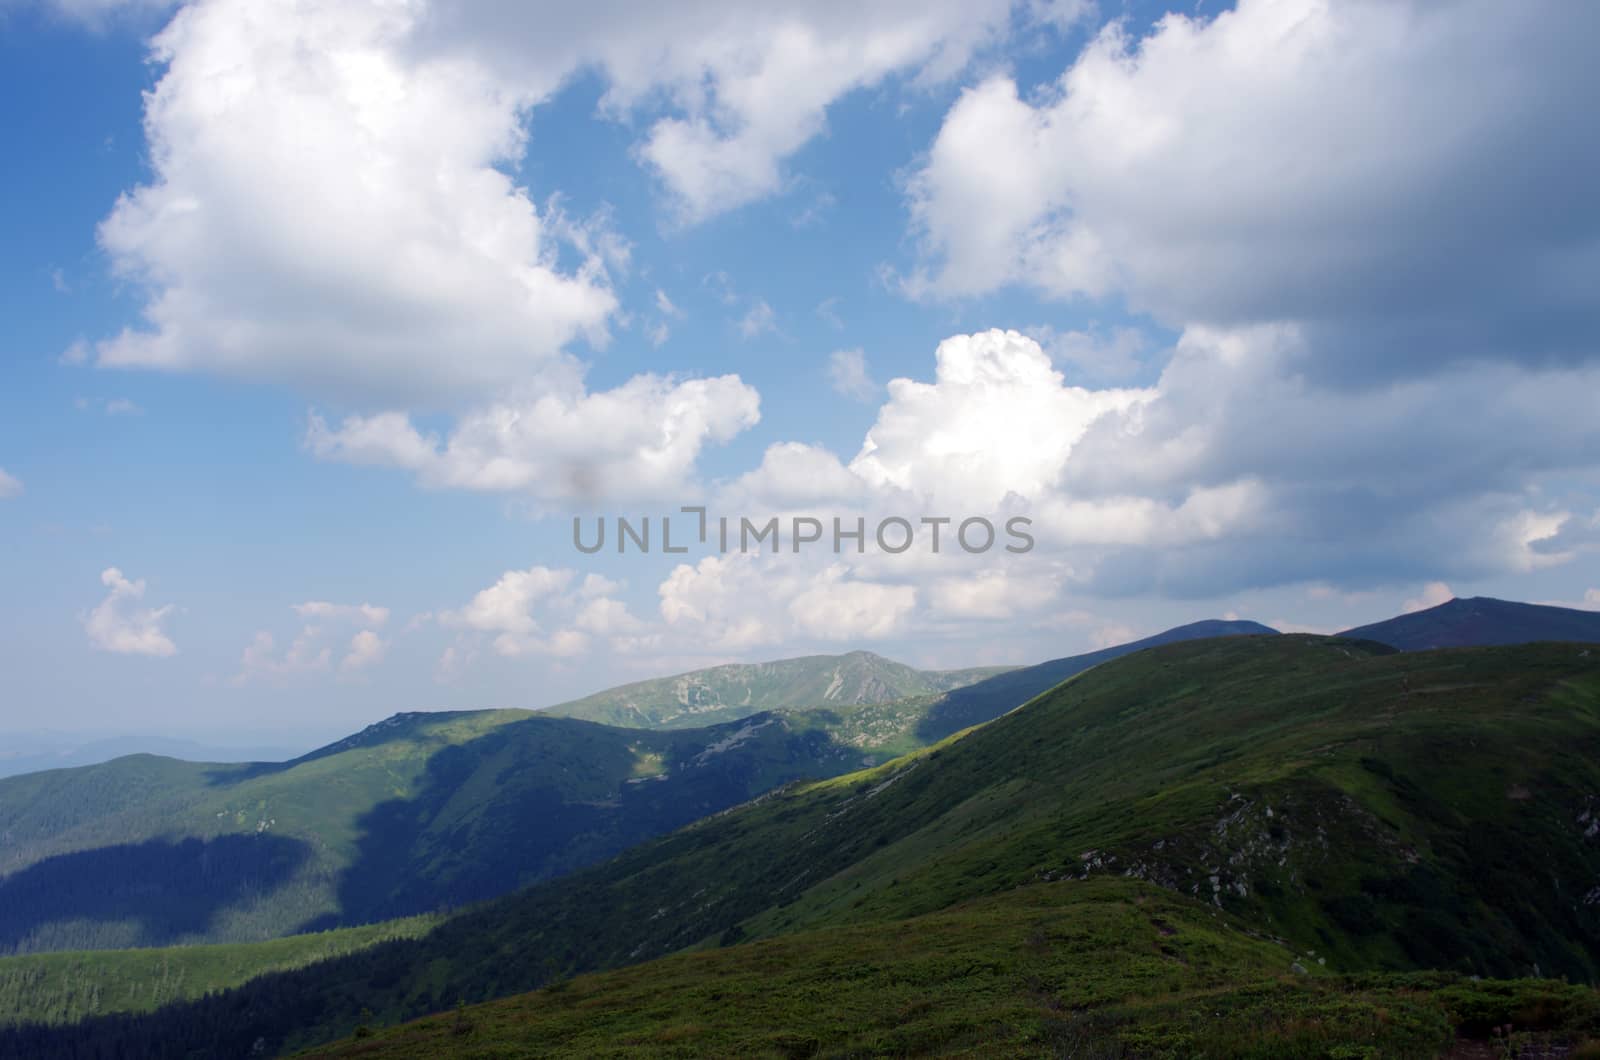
[
  {"x1": 296, "y1": 712, "x2": 866, "y2": 933},
  {"x1": 0, "y1": 833, "x2": 312, "y2": 954},
  {"x1": 200, "y1": 760, "x2": 294, "y2": 786},
  {"x1": 913, "y1": 660, "x2": 1087, "y2": 746}
]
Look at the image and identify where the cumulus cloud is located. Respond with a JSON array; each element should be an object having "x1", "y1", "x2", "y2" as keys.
[
  {"x1": 1054, "y1": 326, "x2": 1600, "y2": 595},
  {"x1": 84, "y1": 0, "x2": 1075, "y2": 401},
  {"x1": 306, "y1": 373, "x2": 761, "y2": 502},
  {"x1": 725, "y1": 442, "x2": 875, "y2": 510},
  {"x1": 0, "y1": 468, "x2": 20, "y2": 499},
  {"x1": 93, "y1": 0, "x2": 619, "y2": 404},
  {"x1": 849, "y1": 329, "x2": 1149, "y2": 509},
  {"x1": 84, "y1": 567, "x2": 177, "y2": 657},
  {"x1": 442, "y1": 566, "x2": 574, "y2": 635},
  {"x1": 436, "y1": 565, "x2": 638, "y2": 662},
  {"x1": 84, "y1": 0, "x2": 797, "y2": 503},
  {"x1": 711, "y1": 321, "x2": 1600, "y2": 606},
  {"x1": 658, "y1": 554, "x2": 917, "y2": 650},
  {"x1": 877, "y1": 3, "x2": 1600, "y2": 600},
  {"x1": 826, "y1": 349, "x2": 877, "y2": 402},
  {"x1": 905, "y1": 0, "x2": 1600, "y2": 379}
]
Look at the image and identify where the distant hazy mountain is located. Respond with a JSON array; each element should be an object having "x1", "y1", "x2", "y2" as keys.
[
  {"x1": 0, "y1": 735, "x2": 308, "y2": 781},
  {"x1": 543, "y1": 650, "x2": 1010, "y2": 729},
  {"x1": 1339, "y1": 596, "x2": 1600, "y2": 651}
]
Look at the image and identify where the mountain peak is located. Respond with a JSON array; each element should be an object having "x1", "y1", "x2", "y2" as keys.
[{"x1": 1339, "y1": 596, "x2": 1600, "y2": 651}]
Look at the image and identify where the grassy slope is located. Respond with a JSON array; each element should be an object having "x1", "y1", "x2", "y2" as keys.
[
  {"x1": 308, "y1": 881, "x2": 1600, "y2": 1059},
  {"x1": 544, "y1": 650, "x2": 1009, "y2": 729},
  {"x1": 0, "y1": 710, "x2": 873, "y2": 952},
  {"x1": 776, "y1": 619, "x2": 1279, "y2": 757},
  {"x1": 12, "y1": 636, "x2": 1600, "y2": 1058},
  {"x1": 0, "y1": 916, "x2": 437, "y2": 1028}
]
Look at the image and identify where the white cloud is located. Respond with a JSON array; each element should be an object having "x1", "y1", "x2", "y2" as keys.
[
  {"x1": 84, "y1": 0, "x2": 1076, "y2": 403},
  {"x1": 436, "y1": 566, "x2": 622, "y2": 664},
  {"x1": 306, "y1": 372, "x2": 760, "y2": 502},
  {"x1": 292, "y1": 601, "x2": 390, "y2": 626},
  {"x1": 904, "y1": 0, "x2": 1600, "y2": 378},
  {"x1": 494, "y1": 629, "x2": 590, "y2": 658},
  {"x1": 826, "y1": 349, "x2": 877, "y2": 402},
  {"x1": 709, "y1": 322, "x2": 1600, "y2": 605},
  {"x1": 1403, "y1": 582, "x2": 1454, "y2": 614},
  {"x1": 341, "y1": 629, "x2": 386, "y2": 672},
  {"x1": 655, "y1": 554, "x2": 919, "y2": 651},
  {"x1": 1055, "y1": 325, "x2": 1600, "y2": 594},
  {"x1": 0, "y1": 468, "x2": 21, "y2": 499},
  {"x1": 93, "y1": 0, "x2": 620, "y2": 405},
  {"x1": 442, "y1": 566, "x2": 574, "y2": 635},
  {"x1": 103, "y1": 398, "x2": 142, "y2": 416},
  {"x1": 849, "y1": 329, "x2": 1149, "y2": 509},
  {"x1": 84, "y1": 567, "x2": 177, "y2": 657},
  {"x1": 725, "y1": 442, "x2": 874, "y2": 510},
  {"x1": 575, "y1": 596, "x2": 642, "y2": 636},
  {"x1": 788, "y1": 566, "x2": 916, "y2": 641}
]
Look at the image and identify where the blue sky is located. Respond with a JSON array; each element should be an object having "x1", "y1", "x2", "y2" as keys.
[{"x1": 2, "y1": 0, "x2": 1598, "y2": 750}]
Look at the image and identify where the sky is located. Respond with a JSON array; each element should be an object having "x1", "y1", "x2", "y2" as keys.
[{"x1": 2, "y1": 0, "x2": 1599, "y2": 751}]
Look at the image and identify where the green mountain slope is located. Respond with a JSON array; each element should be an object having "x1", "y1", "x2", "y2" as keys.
[
  {"x1": 14, "y1": 635, "x2": 1600, "y2": 1057},
  {"x1": 311, "y1": 882, "x2": 1600, "y2": 1059},
  {"x1": 0, "y1": 710, "x2": 871, "y2": 953},
  {"x1": 883, "y1": 618, "x2": 1280, "y2": 752},
  {"x1": 0, "y1": 915, "x2": 437, "y2": 1027},
  {"x1": 1340, "y1": 595, "x2": 1600, "y2": 650},
  {"x1": 543, "y1": 649, "x2": 1009, "y2": 729}
]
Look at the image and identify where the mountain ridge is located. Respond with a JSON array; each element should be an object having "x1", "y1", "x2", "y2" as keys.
[
  {"x1": 12, "y1": 635, "x2": 1598, "y2": 1056},
  {"x1": 1338, "y1": 595, "x2": 1600, "y2": 650},
  {"x1": 542, "y1": 649, "x2": 1010, "y2": 729}
]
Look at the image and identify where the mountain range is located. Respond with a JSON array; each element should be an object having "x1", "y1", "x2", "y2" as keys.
[
  {"x1": 0, "y1": 617, "x2": 1277, "y2": 956},
  {"x1": 1, "y1": 596, "x2": 1599, "y2": 1055},
  {"x1": 6, "y1": 629, "x2": 1600, "y2": 1056}
]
